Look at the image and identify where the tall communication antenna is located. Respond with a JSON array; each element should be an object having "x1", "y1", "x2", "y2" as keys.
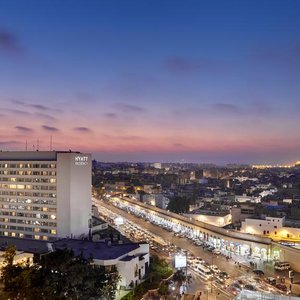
[
  {"x1": 50, "y1": 136, "x2": 53, "y2": 151},
  {"x1": 37, "y1": 138, "x2": 39, "y2": 151},
  {"x1": 25, "y1": 140, "x2": 28, "y2": 151}
]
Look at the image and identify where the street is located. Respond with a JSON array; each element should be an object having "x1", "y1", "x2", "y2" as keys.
[{"x1": 93, "y1": 197, "x2": 300, "y2": 298}]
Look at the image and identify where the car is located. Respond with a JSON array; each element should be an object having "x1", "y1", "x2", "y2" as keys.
[
  {"x1": 231, "y1": 283, "x2": 242, "y2": 291},
  {"x1": 194, "y1": 257, "x2": 205, "y2": 264},
  {"x1": 212, "y1": 249, "x2": 221, "y2": 255},
  {"x1": 253, "y1": 269, "x2": 264, "y2": 276},
  {"x1": 219, "y1": 271, "x2": 229, "y2": 279},
  {"x1": 215, "y1": 275, "x2": 225, "y2": 284},
  {"x1": 210, "y1": 265, "x2": 221, "y2": 274},
  {"x1": 275, "y1": 284, "x2": 288, "y2": 292},
  {"x1": 244, "y1": 284, "x2": 256, "y2": 291},
  {"x1": 266, "y1": 277, "x2": 276, "y2": 286}
]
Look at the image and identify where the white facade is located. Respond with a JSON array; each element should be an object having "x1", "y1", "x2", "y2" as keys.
[
  {"x1": 184, "y1": 212, "x2": 232, "y2": 227},
  {"x1": 235, "y1": 195, "x2": 261, "y2": 203},
  {"x1": 241, "y1": 217, "x2": 285, "y2": 235},
  {"x1": 0, "y1": 151, "x2": 91, "y2": 240},
  {"x1": 241, "y1": 217, "x2": 300, "y2": 241},
  {"x1": 84, "y1": 243, "x2": 150, "y2": 289}
]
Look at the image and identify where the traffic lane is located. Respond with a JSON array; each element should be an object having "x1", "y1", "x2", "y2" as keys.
[
  {"x1": 96, "y1": 200, "x2": 237, "y2": 298},
  {"x1": 96, "y1": 199, "x2": 298, "y2": 296},
  {"x1": 97, "y1": 199, "x2": 247, "y2": 280}
]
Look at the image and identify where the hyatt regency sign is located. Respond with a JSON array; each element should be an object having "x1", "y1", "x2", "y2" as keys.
[{"x1": 75, "y1": 156, "x2": 89, "y2": 166}]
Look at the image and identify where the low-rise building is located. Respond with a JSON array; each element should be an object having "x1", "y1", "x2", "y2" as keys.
[
  {"x1": 241, "y1": 217, "x2": 300, "y2": 241},
  {"x1": 0, "y1": 237, "x2": 149, "y2": 289},
  {"x1": 184, "y1": 210, "x2": 232, "y2": 227}
]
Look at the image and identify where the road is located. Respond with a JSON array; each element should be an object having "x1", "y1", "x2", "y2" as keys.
[{"x1": 93, "y1": 198, "x2": 252, "y2": 299}]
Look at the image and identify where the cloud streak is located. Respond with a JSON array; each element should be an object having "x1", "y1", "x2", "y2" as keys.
[
  {"x1": 15, "y1": 126, "x2": 34, "y2": 133},
  {"x1": 164, "y1": 56, "x2": 225, "y2": 74},
  {"x1": 41, "y1": 125, "x2": 59, "y2": 132},
  {"x1": 73, "y1": 127, "x2": 92, "y2": 133},
  {"x1": 114, "y1": 103, "x2": 145, "y2": 113},
  {"x1": 0, "y1": 29, "x2": 23, "y2": 54}
]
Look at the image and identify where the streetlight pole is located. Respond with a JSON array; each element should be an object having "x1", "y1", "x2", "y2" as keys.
[{"x1": 185, "y1": 249, "x2": 188, "y2": 294}]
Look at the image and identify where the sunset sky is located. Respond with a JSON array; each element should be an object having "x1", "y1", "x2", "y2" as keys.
[{"x1": 0, "y1": 0, "x2": 300, "y2": 164}]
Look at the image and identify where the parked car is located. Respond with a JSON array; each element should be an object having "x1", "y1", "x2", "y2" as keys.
[
  {"x1": 253, "y1": 269, "x2": 264, "y2": 276},
  {"x1": 266, "y1": 277, "x2": 276, "y2": 285},
  {"x1": 244, "y1": 284, "x2": 256, "y2": 291},
  {"x1": 275, "y1": 284, "x2": 288, "y2": 292},
  {"x1": 212, "y1": 249, "x2": 221, "y2": 255}
]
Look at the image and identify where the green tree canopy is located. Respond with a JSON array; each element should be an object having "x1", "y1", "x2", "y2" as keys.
[{"x1": 1, "y1": 247, "x2": 120, "y2": 300}]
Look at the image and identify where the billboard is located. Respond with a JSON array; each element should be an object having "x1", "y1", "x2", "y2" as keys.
[{"x1": 175, "y1": 254, "x2": 187, "y2": 269}]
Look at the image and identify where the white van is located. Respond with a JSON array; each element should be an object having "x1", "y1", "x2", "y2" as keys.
[
  {"x1": 197, "y1": 264, "x2": 213, "y2": 280},
  {"x1": 274, "y1": 262, "x2": 291, "y2": 271}
]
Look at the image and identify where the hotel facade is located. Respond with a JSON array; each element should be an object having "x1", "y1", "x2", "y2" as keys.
[{"x1": 0, "y1": 151, "x2": 91, "y2": 241}]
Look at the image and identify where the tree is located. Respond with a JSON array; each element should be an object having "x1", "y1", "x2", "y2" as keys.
[
  {"x1": 167, "y1": 196, "x2": 190, "y2": 213},
  {"x1": 0, "y1": 247, "x2": 120, "y2": 300},
  {"x1": 157, "y1": 282, "x2": 169, "y2": 299}
]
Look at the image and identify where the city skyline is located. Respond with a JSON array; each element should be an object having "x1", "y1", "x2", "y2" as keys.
[{"x1": 1, "y1": 0, "x2": 300, "y2": 164}]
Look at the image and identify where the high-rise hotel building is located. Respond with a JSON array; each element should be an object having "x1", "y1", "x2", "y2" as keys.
[{"x1": 0, "y1": 151, "x2": 91, "y2": 241}]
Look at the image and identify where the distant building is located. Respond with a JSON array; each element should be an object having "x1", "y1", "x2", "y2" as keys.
[
  {"x1": 152, "y1": 162, "x2": 162, "y2": 169},
  {"x1": 141, "y1": 194, "x2": 170, "y2": 210},
  {"x1": 235, "y1": 194, "x2": 260, "y2": 203},
  {"x1": 184, "y1": 210, "x2": 232, "y2": 227},
  {"x1": 0, "y1": 151, "x2": 92, "y2": 240},
  {"x1": 241, "y1": 216, "x2": 300, "y2": 241}
]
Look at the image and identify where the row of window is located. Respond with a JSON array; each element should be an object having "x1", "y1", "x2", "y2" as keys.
[
  {"x1": 0, "y1": 204, "x2": 56, "y2": 212},
  {"x1": 0, "y1": 231, "x2": 54, "y2": 240},
  {"x1": 0, "y1": 218, "x2": 56, "y2": 227},
  {"x1": 0, "y1": 177, "x2": 56, "y2": 183},
  {"x1": 0, "y1": 163, "x2": 56, "y2": 169},
  {"x1": 0, "y1": 184, "x2": 56, "y2": 190},
  {"x1": 0, "y1": 191, "x2": 56, "y2": 198},
  {"x1": 0, "y1": 211, "x2": 56, "y2": 219},
  {"x1": 0, "y1": 224, "x2": 56, "y2": 234},
  {"x1": 0, "y1": 198, "x2": 56, "y2": 205},
  {"x1": 0, "y1": 170, "x2": 56, "y2": 176}
]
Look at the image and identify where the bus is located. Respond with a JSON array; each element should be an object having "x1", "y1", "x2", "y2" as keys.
[{"x1": 196, "y1": 264, "x2": 213, "y2": 280}]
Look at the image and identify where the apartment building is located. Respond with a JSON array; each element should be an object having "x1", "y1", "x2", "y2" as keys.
[{"x1": 0, "y1": 151, "x2": 91, "y2": 241}]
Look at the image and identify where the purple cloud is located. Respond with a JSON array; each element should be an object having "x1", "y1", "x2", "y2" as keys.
[
  {"x1": 73, "y1": 127, "x2": 92, "y2": 133},
  {"x1": 5, "y1": 109, "x2": 30, "y2": 115},
  {"x1": 164, "y1": 56, "x2": 225, "y2": 74},
  {"x1": 30, "y1": 104, "x2": 49, "y2": 110},
  {"x1": 11, "y1": 99, "x2": 25, "y2": 105},
  {"x1": 114, "y1": 103, "x2": 145, "y2": 113},
  {"x1": 42, "y1": 125, "x2": 59, "y2": 132},
  {"x1": 15, "y1": 126, "x2": 34, "y2": 133},
  {"x1": 0, "y1": 29, "x2": 23, "y2": 53},
  {"x1": 105, "y1": 113, "x2": 117, "y2": 118},
  {"x1": 212, "y1": 103, "x2": 243, "y2": 114},
  {"x1": 0, "y1": 140, "x2": 22, "y2": 146},
  {"x1": 35, "y1": 113, "x2": 56, "y2": 121}
]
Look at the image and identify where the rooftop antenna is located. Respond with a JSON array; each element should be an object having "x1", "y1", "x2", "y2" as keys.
[
  {"x1": 37, "y1": 138, "x2": 39, "y2": 151},
  {"x1": 25, "y1": 140, "x2": 28, "y2": 151},
  {"x1": 50, "y1": 136, "x2": 52, "y2": 151}
]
